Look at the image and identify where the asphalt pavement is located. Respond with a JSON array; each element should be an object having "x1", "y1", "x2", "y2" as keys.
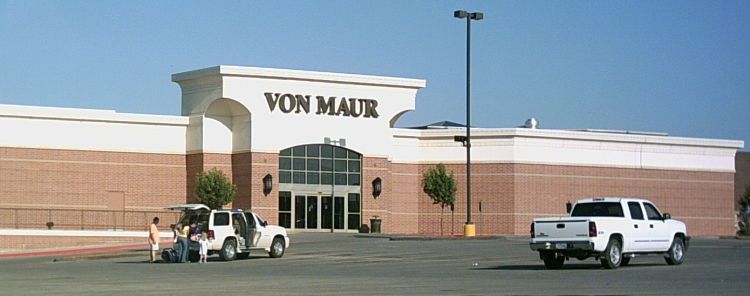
[{"x1": 0, "y1": 233, "x2": 747, "y2": 295}]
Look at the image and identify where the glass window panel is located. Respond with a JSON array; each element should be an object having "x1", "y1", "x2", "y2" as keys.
[
  {"x1": 307, "y1": 159, "x2": 320, "y2": 171},
  {"x1": 279, "y1": 171, "x2": 291, "y2": 184},
  {"x1": 348, "y1": 193, "x2": 360, "y2": 213},
  {"x1": 306, "y1": 172, "x2": 320, "y2": 184},
  {"x1": 278, "y1": 213, "x2": 291, "y2": 229},
  {"x1": 348, "y1": 150, "x2": 360, "y2": 160},
  {"x1": 321, "y1": 173, "x2": 333, "y2": 185},
  {"x1": 335, "y1": 160, "x2": 347, "y2": 172},
  {"x1": 321, "y1": 145, "x2": 333, "y2": 158},
  {"x1": 334, "y1": 147, "x2": 347, "y2": 158},
  {"x1": 294, "y1": 196, "x2": 305, "y2": 228},
  {"x1": 348, "y1": 173, "x2": 360, "y2": 186},
  {"x1": 307, "y1": 145, "x2": 320, "y2": 157},
  {"x1": 628, "y1": 202, "x2": 644, "y2": 220},
  {"x1": 292, "y1": 158, "x2": 305, "y2": 170},
  {"x1": 644, "y1": 203, "x2": 662, "y2": 220},
  {"x1": 279, "y1": 148, "x2": 291, "y2": 156},
  {"x1": 293, "y1": 172, "x2": 305, "y2": 184},
  {"x1": 335, "y1": 173, "x2": 347, "y2": 185},
  {"x1": 348, "y1": 214, "x2": 360, "y2": 230},
  {"x1": 321, "y1": 159, "x2": 333, "y2": 172},
  {"x1": 306, "y1": 196, "x2": 318, "y2": 229},
  {"x1": 292, "y1": 146, "x2": 305, "y2": 156},
  {"x1": 348, "y1": 160, "x2": 360, "y2": 173},
  {"x1": 278, "y1": 191, "x2": 292, "y2": 211},
  {"x1": 214, "y1": 213, "x2": 229, "y2": 226},
  {"x1": 279, "y1": 157, "x2": 291, "y2": 170}
]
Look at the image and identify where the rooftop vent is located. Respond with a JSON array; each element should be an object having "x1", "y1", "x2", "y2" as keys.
[{"x1": 524, "y1": 118, "x2": 539, "y2": 129}]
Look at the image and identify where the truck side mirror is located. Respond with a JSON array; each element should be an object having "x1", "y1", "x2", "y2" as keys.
[
  {"x1": 261, "y1": 221, "x2": 268, "y2": 227},
  {"x1": 663, "y1": 213, "x2": 671, "y2": 220},
  {"x1": 565, "y1": 201, "x2": 572, "y2": 214}
]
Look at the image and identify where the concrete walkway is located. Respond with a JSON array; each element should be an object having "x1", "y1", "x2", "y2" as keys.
[{"x1": 0, "y1": 228, "x2": 174, "y2": 259}]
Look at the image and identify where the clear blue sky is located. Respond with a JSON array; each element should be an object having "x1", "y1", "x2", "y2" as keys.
[{"x1": 1, "y1": 1, "x2": 748, "y2": 148}]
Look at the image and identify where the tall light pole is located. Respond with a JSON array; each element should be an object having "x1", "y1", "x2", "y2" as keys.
[{"x1": 454, "y1": 10, "x2": 483, "y2": 237}]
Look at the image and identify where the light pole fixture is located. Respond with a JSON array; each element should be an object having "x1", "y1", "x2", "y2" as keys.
[
  {"x1": 454, "y1": 9, "x2": 483, "y2": 237},
  {"x1": 262, "y1": 174, "x2": 273, "y2": 196}
]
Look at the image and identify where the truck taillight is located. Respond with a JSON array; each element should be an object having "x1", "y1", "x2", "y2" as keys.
[
  {"x1": 208, "y1": 230, "x2": 215, "y2": 240},
  {"x1": 589, "y1": 221, "x2": 597, "y2": 237},
  {"x1": 530, "y1": 222, "x2": 535, "y2": 238}
]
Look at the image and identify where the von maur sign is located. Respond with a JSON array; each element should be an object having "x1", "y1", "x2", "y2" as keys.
[{"x1": 264, "y1": 92, "x2": 379, "y2": 119}]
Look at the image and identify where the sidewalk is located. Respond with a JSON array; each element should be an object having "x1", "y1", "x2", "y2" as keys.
[{"x1": 0, "y1": 228, "x2": 174, "y2": 259}]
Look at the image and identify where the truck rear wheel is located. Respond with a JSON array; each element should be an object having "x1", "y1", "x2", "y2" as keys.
[
  {"x1": 600, "y1": 238, "x2": 622, "y2": 269},
  {"x1": 665, "y1": 237, "x2": 685, "y2": 265},
  {"x1": 541, "y1": 252, "x2": 565, "y2": 269}
]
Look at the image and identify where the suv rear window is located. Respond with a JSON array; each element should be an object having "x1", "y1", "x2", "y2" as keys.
[
  {"x1": 571, "y1": 202, "x2": 624, "y2": 217},
  {"x1": 180, "y1": 213, "x2": 209, "y2": 227}
]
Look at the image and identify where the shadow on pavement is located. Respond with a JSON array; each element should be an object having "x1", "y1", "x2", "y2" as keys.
[
  {"x1": 477, "y1": 262, "x2": 666, "y2": 270},
  {"x1": 115, "y1": 256, "x2": 265, "y2": 264}
]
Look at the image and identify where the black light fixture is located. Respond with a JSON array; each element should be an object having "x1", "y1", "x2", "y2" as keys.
[
  {"x1": 372, "y1": 177, "x2": 382, "y2": 198},
  {"x1": 263, "y1": 174, "x2": 273, "y2": 196}
]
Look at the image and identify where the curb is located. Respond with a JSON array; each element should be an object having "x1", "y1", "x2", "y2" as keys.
[
  {"x1": 0, "y1": 242, "x2": 173, "y2": 260},
  {"x1": 353, "y1": 234, "x2": 510, "y2": 241}
]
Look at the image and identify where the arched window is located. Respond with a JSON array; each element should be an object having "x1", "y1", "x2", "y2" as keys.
[{"x1": 278, "y1": 144, "x2": 361, "y2": 186}]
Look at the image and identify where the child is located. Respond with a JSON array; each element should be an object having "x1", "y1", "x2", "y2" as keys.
[{"x1": 199, "y1": 232, "x2": 209, "y2": 263}]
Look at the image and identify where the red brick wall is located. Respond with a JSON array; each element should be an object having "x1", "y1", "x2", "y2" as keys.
[
  {"x1": 1, "y1": 147, "x2": 736, "y2": 237},
  {"x1": 386, "y1": 161, "x2": 734, "y2": 237},
  {"x1": 232, "y1": 152, "x2": 253, "y2": 209},
  {"x1": 511, "y1": 164, "x2": 735, "y2": 237},
  {"x1": 1, "y1": 147, "x2": 186, "y2": 211},
  {"x1": 248, "y1": 152, "x2": 278, "y2": 223}
]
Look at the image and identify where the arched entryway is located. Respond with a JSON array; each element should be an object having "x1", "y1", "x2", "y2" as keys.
[
  {"x1": 186, "y1": 98, "x2": 253, "y2": 207},
  {"x1": 277, "y1": 144, "x2": 362, "y2": 232}
]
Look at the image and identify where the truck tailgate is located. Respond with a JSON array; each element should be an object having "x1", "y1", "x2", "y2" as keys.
[{"x1": 534, "y1": 218, "x2": 590, "y2": 240}]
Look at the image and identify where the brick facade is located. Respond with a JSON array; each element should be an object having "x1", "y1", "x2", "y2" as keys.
[
  {"x1": 0, "y1": 147, "x2": 738, "y2": 237},
  {"x1": 0, "y1": 147, "x2": 185, "y2": 211}
]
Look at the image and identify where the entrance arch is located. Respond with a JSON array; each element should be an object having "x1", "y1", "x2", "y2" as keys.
[
  {"x1": 203, "y1": 98, "x2": 251, "y2": 153},
  {"x1": 277, "y1": 144, "x2": 362, "y2": 232}
]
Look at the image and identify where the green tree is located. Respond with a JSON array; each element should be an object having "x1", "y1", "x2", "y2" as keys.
[
  {"x1": 739, "y1": 184, "x2": 750, "y2": 235},
  {"x1": 196, "y1": 168, "x2": 236, "y2": 210},
  {"x1": 422, "y1": 163, "x2": 457, "y2": 235}
]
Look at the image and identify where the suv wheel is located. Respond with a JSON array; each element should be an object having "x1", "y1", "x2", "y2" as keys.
[
  {"x1": 269, "y1": 237, "x2": 285, "y2": 258},
  {"x1": 220, "y1": 239, "x2": 237, "y2": 261}
]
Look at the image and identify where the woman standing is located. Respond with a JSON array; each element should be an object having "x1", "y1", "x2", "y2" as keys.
[{"x1": 177, "y1": 223, "x2": 189, "y2": 263}]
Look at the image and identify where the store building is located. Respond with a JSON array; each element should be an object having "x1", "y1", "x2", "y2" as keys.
[{"x1": 0, "y1": 66, "x2": 744, "y2": 236}]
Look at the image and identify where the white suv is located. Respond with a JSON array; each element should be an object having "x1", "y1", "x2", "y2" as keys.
[{"x1": 167, "y1": 204, "x2": 290, "y2": 261}]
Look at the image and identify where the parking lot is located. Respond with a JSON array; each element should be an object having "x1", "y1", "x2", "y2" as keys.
[{"x1": 0, "y1": 234, "x2": 747, "y2": 295}]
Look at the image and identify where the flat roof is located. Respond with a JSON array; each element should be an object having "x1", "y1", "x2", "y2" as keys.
[{"x1": 172, "y1": 65, "x2": 426, "y2": 89}]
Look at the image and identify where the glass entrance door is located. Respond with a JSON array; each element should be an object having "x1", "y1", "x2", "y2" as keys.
[
  {"x1": 321, "y1": 195, "x2": 344, "y2": 230},
  {"x1": 279, "y1": 191, "x2": 359, "y2": 232}
]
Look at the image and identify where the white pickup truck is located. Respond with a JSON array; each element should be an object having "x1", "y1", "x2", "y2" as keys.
[{"x1": 530, "y1": 197, "x2": 689, "y2": 269}]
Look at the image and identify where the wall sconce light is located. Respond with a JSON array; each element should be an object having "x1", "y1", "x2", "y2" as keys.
[
  {"x1": 372, "y1": 177, "x2": 382, "y2": 198},
  {"x1": 263, "y1": 174, "x2": 273, "y2": 196}
]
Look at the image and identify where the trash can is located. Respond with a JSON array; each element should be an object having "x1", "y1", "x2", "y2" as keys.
[{"x1": 370, "y1": 218, "x2": 381, "y2": 233}]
